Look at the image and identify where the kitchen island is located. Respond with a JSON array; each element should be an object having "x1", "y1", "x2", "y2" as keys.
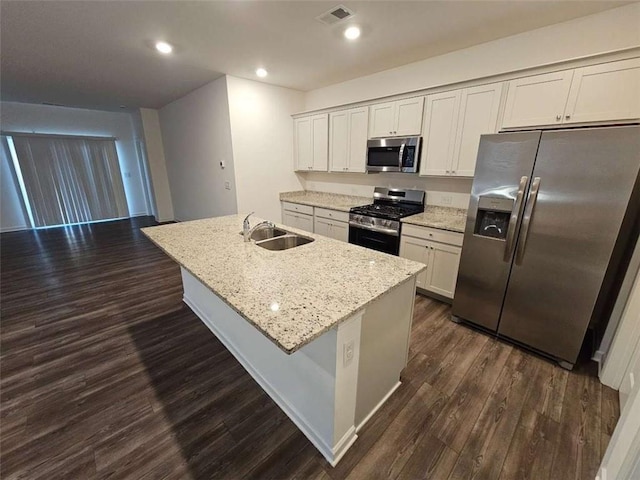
[{"x1": 142, "y1": 215, "x2": 425, "y2": 465}]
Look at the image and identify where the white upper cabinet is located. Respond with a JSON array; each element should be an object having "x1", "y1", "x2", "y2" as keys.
[
  {"x1": 294, "y1": 117, "x2": 312, "y2": 170},
  {"x1": 420, "y1": 82, "x2": 503, "y2": 177},
  {"x1": 501, "y1": 71, "x2": 573, "y2": 128},
  {"x1": 452, "y1": 83, "x2": 503, "y2": 177},
  {"x1": 368, "y1": 102, "x2": 395, "y2": 138},
  {"x1": 329, "y1": 110, "x2": 348, "y2": 172},
  {"x1": 420, "y1": 90, "x2": 460, "y2": 176},
  {"x1": 311, "y1": 114, "x2": 328, "y2": 171},
  {"x1": 348, "y1": 108, "x2": 368, "y2": 173},
  {"x1": 502, "y1": 58, "x2": 640, "y2": 129},
  {"x1": 565, "y1": 58, "x2": 640, "y2": 124},
  {"x1": 294, "y1": 114, "x2": 328, "y2": 171},
  {"x1": 394, "y1": 97, "x2": 425, "y2": 136},
  {"x1": 369, "y1": 97, "x2": 424, "y2": 138},
  {"x1": 329, "y1": 107, "x2": 368, "y2": 173}
]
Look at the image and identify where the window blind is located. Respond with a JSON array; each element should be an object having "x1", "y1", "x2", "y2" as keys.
[{"x1": 8, "y1": 134, "x2": 129, "y2": 228}]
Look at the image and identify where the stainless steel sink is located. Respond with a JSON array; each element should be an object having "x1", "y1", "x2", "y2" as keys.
[
  {"x1": 239, "y1": 227, "x2": 288, "y2": 241},
  {"x1": 255, "y1": 234, "x2": 314, "y2": 251}
]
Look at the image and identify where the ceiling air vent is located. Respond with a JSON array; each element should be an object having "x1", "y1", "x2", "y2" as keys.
[{"x1": 316, "y1": 5, "x2": 355, "y2": 25}]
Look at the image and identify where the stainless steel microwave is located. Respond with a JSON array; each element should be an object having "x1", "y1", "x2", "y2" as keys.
[{"x1": 366, "y1": 136, "x2": 422, "y2": 173}]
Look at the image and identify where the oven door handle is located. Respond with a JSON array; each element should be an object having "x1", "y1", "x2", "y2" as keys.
[{"x1": 349, "y1": 221, "x2": 400, "y2": 237}]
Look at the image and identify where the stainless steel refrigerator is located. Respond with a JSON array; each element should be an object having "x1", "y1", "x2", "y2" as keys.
[{"x1": 452, "y1": 125, "x2": 640, "y2": 369}]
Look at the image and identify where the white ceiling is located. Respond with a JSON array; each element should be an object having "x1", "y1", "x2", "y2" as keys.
[{"x1": 0, "y1": 1, "x2": 630, "y2": 111}]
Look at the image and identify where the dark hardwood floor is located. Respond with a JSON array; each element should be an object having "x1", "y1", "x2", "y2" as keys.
[{"x1": 1, "y1": 217, "x2": 619, "y2": 479}]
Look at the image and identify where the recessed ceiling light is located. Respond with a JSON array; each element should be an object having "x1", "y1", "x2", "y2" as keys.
[
  {"x1": 155, "y1": 41, "x2": 173, "y2": 54},
  {"x1": 344, "y1": 26, "x2": 361, "y2": 40},
  {"x1": 256, "y1": 68, "x2": 268, "y2": 78}
]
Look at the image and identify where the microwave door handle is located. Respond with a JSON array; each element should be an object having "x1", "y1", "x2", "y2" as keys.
[
  {"x1": 503, "y1": 176, "x2": 528, "y2": 262},
  {"x1": 398, "y1": 143, "x2": 405, "y2": 170}
]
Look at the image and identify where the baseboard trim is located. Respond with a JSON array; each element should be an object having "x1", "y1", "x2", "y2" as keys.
[
  {"x1": 183, "y1": 293, "x2": 345, "y2": 466},
  {"x1": 330, "y1": 426, "x2": 358, "y2": 466},
  {"x1": 0, "y1": 225, "x2": 29, "y2": 233},
  {"x1": 593, "y1": 349, "x2": 605, "y2": 376},
  {"x1": 355, "y1": 381, "x2": 402, "y2": 433}
]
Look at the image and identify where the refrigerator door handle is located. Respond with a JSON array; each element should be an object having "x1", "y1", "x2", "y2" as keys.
[
  {"x1": 515, "y1": 177, "x2": 541, "y2": 265},
  {"x1": 504, "y1": 176, "x2": 529, "y2": 261}
]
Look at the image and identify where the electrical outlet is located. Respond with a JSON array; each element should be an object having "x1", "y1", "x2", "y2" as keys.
[
  {"x1": 224, "y1": 181, "x2": 231, "y2": 190},
  {"x1": 343, "y1": 340, "x2": 354, "y2": 367},
  {"x1": 441, "y1": 195, "x2": 453, "y2": 206}
]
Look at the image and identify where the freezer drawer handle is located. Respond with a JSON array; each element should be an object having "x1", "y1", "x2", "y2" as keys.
[
  {"x1": 504, "y1": 176, "x2": 528, "y2": 262},
  {"x1": 515, "y1": 177, "x2": 541, "y2": 265}
]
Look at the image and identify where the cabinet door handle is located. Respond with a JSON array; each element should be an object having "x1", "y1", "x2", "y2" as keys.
[
  {"x1": 565, "y1": 114, "x2": 571, "y2": 120},
  {"x1": 556, "y1": 114, "x2": 561, "y2": 121}
]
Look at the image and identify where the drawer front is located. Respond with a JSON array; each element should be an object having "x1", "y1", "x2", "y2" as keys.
[
  {"x1": 314, "y1": 207, "x2": 349, "y2": 223},
  {"x1": 281, "y1": 201, "x2": 314, "y2": 216},
  {"x1": 402, "y1": 223, "x2": 463, "y2": 246}
]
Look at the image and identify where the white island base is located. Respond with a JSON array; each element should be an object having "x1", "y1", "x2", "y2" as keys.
[{"x1": 181, "y1": 268, "x2": 416, "y2": 466}]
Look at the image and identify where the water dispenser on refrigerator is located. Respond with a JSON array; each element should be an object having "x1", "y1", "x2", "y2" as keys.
[{"x1": 474, "y1": 196, "x2": 513, "y2": 240}]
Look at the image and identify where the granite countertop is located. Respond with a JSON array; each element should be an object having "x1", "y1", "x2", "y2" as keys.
[
  {"x1": 142, "y1": 215, "x2": 425, "y2": 354},
  {"x1": 280, "y1": 190, "x2": 370, "y2": 212},
  {"x1": 402, "y1": 206, "x2": 468, "y2": 233}
]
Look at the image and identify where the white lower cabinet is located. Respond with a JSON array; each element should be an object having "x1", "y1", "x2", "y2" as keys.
[
  {"x1": 281, "y1": 202, "x2": 314, "y2": 233},
  {"x1": 314, "y1": 207, "x2": 349, "y2": 242},
  {"x1": 399, "y1": 226, "x2": 463, "y2": 299},
  {"x1": 282, "y1": 211, "x2": 313, "y2": 232},
  {"x1": 426, "y1": 242, "x2": 462, "y2": 298},
  {"x1": 280, "y1": 202, "x2": 349, "y2": 241},
  {"x1": 399, "y1": 236, "x2": 430, "y2": 290},
  {"x1": 314, "y1": 217, "x2": 348, "y2": 242}
]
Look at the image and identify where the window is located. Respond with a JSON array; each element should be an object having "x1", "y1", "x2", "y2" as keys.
[{"x1": 4, "y1": 134, "x2": 129, "y2": 228}]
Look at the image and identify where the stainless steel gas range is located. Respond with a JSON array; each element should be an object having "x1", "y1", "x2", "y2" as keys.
[{"x1": 348, "y1": 187, "x2": 425, "y2": 255}]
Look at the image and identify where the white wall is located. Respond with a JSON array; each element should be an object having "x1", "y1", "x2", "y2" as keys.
[
  {"x1": 159, "y1": 77, "x2": 238, "y2": 221},
  {"x1": 304, "y1": 3, "x2": 640, "y2": 111},
  {"x1": 226, "y1": 76, "x2": 305, "y2": 222},
  {"x1": 0, "y1": 138, "x2": 28, "y2": 232},
  {"x1": 0, "y1": 102, "x2": 150, "y2": 228},
  {"x1": 138, "y1": 108, "x2": 174, "y2": 222}
]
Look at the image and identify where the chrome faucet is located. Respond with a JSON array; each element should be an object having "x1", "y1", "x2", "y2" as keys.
[{"x1": 243, "y1": 212, "x2": 274, "y2": 242}]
